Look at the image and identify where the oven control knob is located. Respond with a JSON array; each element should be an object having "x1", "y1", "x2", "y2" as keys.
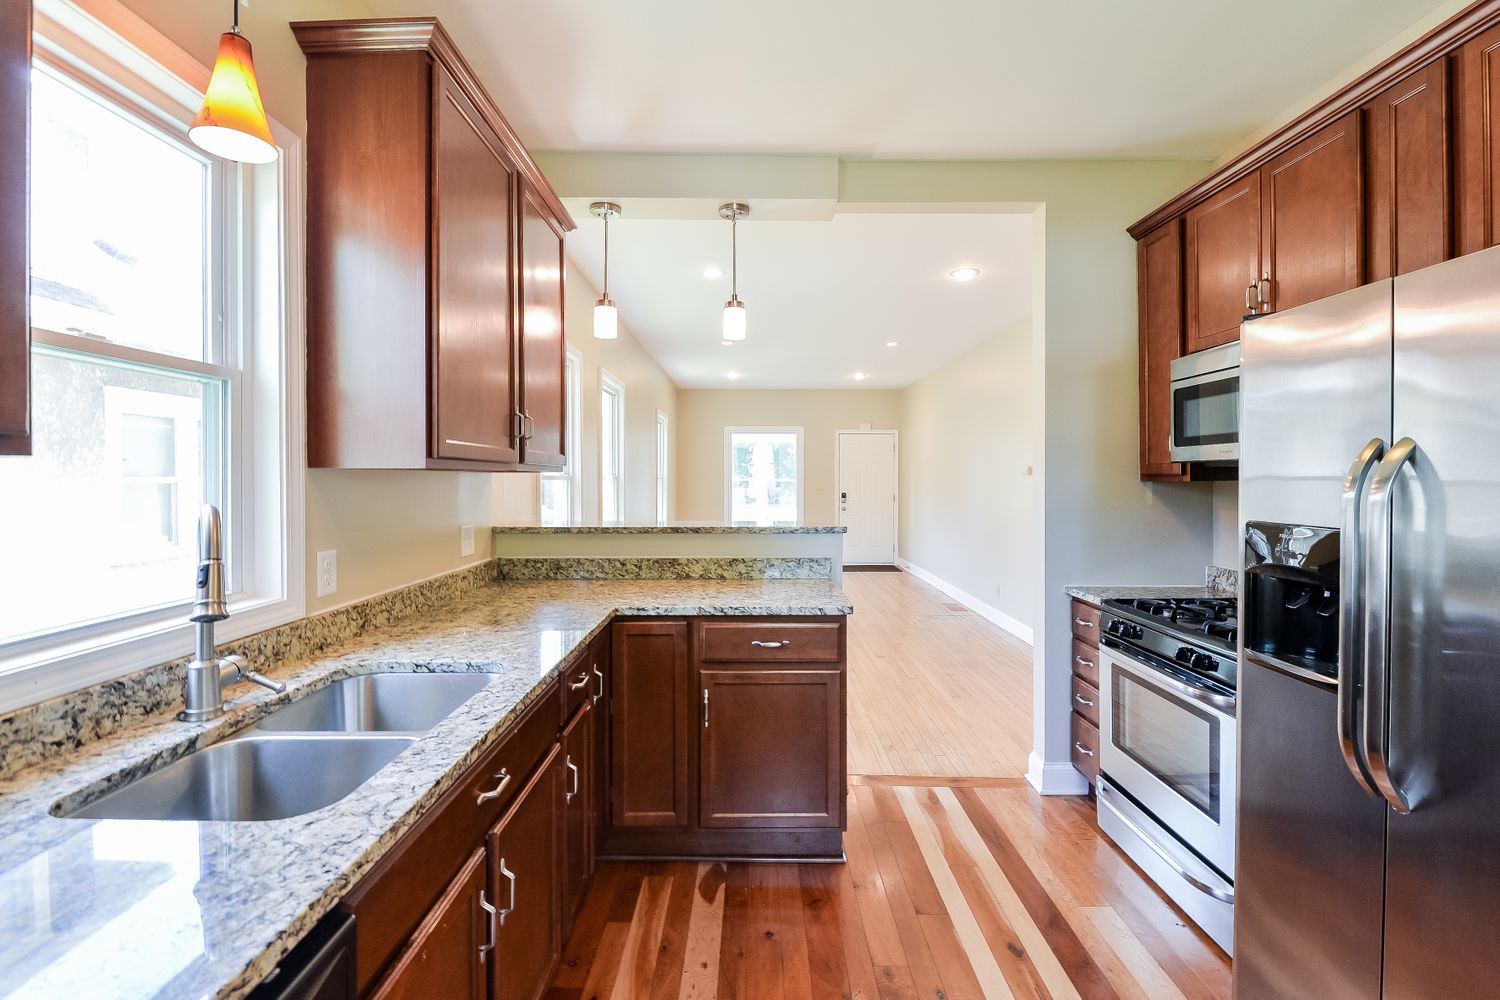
[
  {"x1": 1108, "y1": 619, "x2": 1142, "y2": 640},
  {"x1": 1176, "y1": 646, "x2": 1215, "y2": 672}
]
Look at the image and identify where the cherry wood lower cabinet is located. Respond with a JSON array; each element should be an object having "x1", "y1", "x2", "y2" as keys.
[
  {"x1": 559, "y1": 701, "x2": 593, "y2": 938},
  {"x1": 368, "y1": 849, "x2": 488, "y2": 1000},
  {"x1": 489, "y1": 748, "x2": 563, "y2": 1000},
  {"x1": 610, "y1": 621, "x2": 690, "y2": 829}
]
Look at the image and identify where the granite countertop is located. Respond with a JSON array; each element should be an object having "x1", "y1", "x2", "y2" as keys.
[
  {"x1": 0, "y1": 578, "x2": 850, "y2": 1000},
  {"x1": 1064, "y1": 584, "x2": 1225, "y2": 606},
  {"x1": 494, "y1": 521, "x2": 846, "y2": 534}
]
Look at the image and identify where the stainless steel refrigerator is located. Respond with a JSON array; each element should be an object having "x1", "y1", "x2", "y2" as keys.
[{"x1": 1236, "y1": 245, "x2": 1500, "y2": 1000}]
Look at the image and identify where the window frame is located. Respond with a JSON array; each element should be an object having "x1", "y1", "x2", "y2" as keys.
[
  {"x1": 723, "y1": 426, "x2": 805, "y2": 526},
  {"x1": 538, "y1": 347, "x2": 581, "y2": 526},
  {"x1": 599, "y1": 369, "x2": 625, "y2": 524},
  {"x1": 0, "y1": 0, "x2": 305, "y2": 713},
  {"x1": 655, "y1": 409, "x2": 669, "y2": 524}
]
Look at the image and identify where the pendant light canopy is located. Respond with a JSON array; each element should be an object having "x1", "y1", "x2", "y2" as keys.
[
  {"x1": 719, "y1": 202, "x2": 749, "y2": 342},
  {"x1": 590, "y1": 202, "x2": 621, "y2": 340},
  {"x1": 190, "y1": 0, "x2": 278, "y2": 164}
]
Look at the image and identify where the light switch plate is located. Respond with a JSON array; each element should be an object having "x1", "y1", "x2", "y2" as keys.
[
  {"x1": 315, "y1": 550, "x2": 338, "y2": 598},
  {"x1": 460, "y1": 524, "x2": 476, "y2": 557}
]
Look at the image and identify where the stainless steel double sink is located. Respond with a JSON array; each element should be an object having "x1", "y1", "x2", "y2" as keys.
[{"x1": 61, "y1": 673, "x2": 493, "y2": 822}]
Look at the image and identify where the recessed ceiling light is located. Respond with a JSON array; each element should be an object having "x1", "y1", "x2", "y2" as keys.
[
  {"x1": 851, "y1": 372, "x2": 868, "y2": 381},
  {"x1": 948, "y1": 266, "x2": 981, "y2": 281},
  {"x1": 702, "y1": 266, "x2": 724, "y2": 279},
  {"x1": 885, "y1": 341, "x2": 899, "y2": 348},
  {"x1": 726, "y1": 371, "x2": 741, "y2": 380}
]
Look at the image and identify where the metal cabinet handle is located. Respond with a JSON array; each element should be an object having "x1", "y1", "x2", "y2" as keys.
[
  {"x1": 1073, "y1": 617, "x2": 1094, "y2": 628},
  {"x1": 1338, "y1": 438, "x2": 1385, "y2": 798},
  {"x1": 1073, "y1": 741, "x2": 1095, "y2": 758},
  {"x1": 568, "y1": 669, "x2": 590, "y2": 690},
  {"x1": 1073, "y1": 655, "x2": 1094, "y2": 668},
  {"x1": 497, "y1": 859, "x2": 516, "y2": 925},
  {"x1": 565, "y1": 757, "x2": 579, "y2": 803},
  {"x1": 1362, "y1": 437, "x2": 1418, "y2": 814},
  {"x1": 478, "y1": 889, "x2": 497, "y2": 960},
  {"x1": 1245, "y1": 279, "x2": 1258, "y2": 314},
  {"x1": 750, "y1": 639, "x2": 788, "y2": 648},
  {"x1": 1257, "y1": 272, "x2": 1271, "y2": 312},
  {"x1": 1073, "y1": 693, "x2": 1095, "y2": 708},
  {"x1": 476, "y1": 768, "x2": 512, "y2": 805},
  {"x1": 591, "y1": 665, "x2": 604, "y2": 704},
  {"x1": 702, "y1": 688, "x2": 710, "y2": 728}
]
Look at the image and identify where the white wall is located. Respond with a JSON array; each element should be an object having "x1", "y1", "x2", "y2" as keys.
[
  {"x1": 1211, "y1": 481, "x2": 1240, "y2": 570},
  {"x1": 674, "y1": 390, "x2": 903, "y2": 526},
  {"x1": 899, "y1": 315, "x2": 1034, "y2": 636}
]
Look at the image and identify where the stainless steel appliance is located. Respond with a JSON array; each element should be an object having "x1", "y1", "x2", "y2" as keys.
[
  {"x1": 1169, "y1": 341, "x2": 1240, "y2": 463},
  {"x1": 1236, "y1": 246, "x2": 1500, "y2": 999},
  {"x1": 1096, "y1": 596, "x2": 1238, "y2": 953}
]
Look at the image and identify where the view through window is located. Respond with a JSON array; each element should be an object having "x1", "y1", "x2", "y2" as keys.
[{"x1": 727, "y1": 429, "x2": 800, "y2": 526}]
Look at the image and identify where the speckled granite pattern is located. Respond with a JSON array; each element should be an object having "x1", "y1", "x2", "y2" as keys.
[
  {"x1": 494, "y1": 522, "x2": 846, "y2": 534},
  {"x1": 0, "y1": 578, "x2": 849, "y2": 1000},
  {"x1": 496, "y1": 556, "x2": 833, "y2": 580},
  {"x1": 0, "y1": 560, "x2": 503, "y2": 782},
  {"x1": 1064, "y1": 584, "x2": 1222, "y2": 607},
  {"x1": 1205, "y1": 564, "x2": 1239, "y2": 597}
]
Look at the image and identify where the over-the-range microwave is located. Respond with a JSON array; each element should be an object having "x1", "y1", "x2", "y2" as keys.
[{"x1": 1169, "y1": 341, "x2": 1239, "y2": 463}]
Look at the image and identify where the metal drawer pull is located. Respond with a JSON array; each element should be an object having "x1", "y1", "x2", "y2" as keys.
[
  {"x1": 1074, "y1": 655, "x2": 1094, "y2": 668},
  {"x1": 591, "y1": 665, "x2": 604, "y2": 703},
  {"x1": 476, "y1": 768, "x2": 512, "y2": 805},
  {"x1": 1074, "y1": 693, "x2": 1095, "y2": 708},
  {"x1": 568, "y1": 670, "x2": 591, "y2": 690},
  {"x1": 1074, "y1": 617, "x2": 1094, "y2": 628},
  {"x1": 1073, "y1": 741, "x2": 1095, "y2": 758},
  {"x1": 703, "y1": 689, "x2": 710, "y2": 728},
  {"x1": 497, "y1": 859, "x2": 516, "y2": 925},
  {"x1": 565, "y1": 757, "x2": 579, "y2": 802},
  {"x1": 478, "y1": 889, "x2": 497, "y2": 959},
  {"x1": 750, "y1": 639, "x2": 789, "y2": 648}
]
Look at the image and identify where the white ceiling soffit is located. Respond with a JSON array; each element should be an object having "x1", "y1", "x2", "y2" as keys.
[
  {"x1": 565, "y1": 207, "x2": 1035, "y2": 390},
  {"x1": 370, "y1": 0, "x2": 1451, "y2": 159}
]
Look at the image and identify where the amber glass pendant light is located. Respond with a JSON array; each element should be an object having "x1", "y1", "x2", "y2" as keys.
[{"x1": 189, "y1": 0, "x2": 278, "y2": 164}]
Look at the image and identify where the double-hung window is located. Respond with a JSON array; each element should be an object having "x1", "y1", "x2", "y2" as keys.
[
  {"x1": 539, "y1": 349, "x2": 581, "y2": 526},
  {"x1": 0, "y1": 0, "x2": 303, "y2": 711},
  {"x1": 599, "y1": 371, "x2": 625, "y2": 524}
]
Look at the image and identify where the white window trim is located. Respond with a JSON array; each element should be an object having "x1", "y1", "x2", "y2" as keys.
[
  {"x1": 723, "y1": 426, "x2": 805, "y2": 526},
  {"x1": 655, "y1": 410, "x2": 669, "y2": 524},
  {"x1": 0, "y1": 0, "x2": 306, "y2": 714},
  {"x1": 599, "y1": 370, "x2": 626, "y2": 524}
]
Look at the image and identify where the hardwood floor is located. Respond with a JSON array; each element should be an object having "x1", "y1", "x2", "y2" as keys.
[
  {"x1": 550, "y1": 571, "x2": 1231, "y2": 999},
  {"x1": 844, "y1": 571, "x2": 1033, "y2": 778}
]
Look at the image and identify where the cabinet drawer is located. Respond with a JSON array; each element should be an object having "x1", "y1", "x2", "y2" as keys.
[
  {"x1": 1071, "y1": 713, "x2": 1100, "y2": 785},
  {"x1": 1070, "y1": 639, "x2": 1100, "y2": 687},
  {"x1": 560, "y1": 652, "x2": 597, "y2": 723},
  {"x1": 697, "y1": 621, "x2": 843, "y2": 662},
  {"x1": 459, "y1": 684, "x2": 561, "y2": 827},
  {"x1": 1071, "y1": 676, "x2": 1101, "y2": 728},
  {"x1": 368, "y1": 849, "x2": 487, "y2": 1000},
  {"x1": 1070, "y1": 600, "x2": 1101, "y2": 646}
]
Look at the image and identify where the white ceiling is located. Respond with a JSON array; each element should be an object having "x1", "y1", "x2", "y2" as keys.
[
  {"x1": 563, "y1": 207, "x2": 1034, "y2": 389},
  {"x1": 368, "y1": 0, "x2": 1449, "y2": 159}
]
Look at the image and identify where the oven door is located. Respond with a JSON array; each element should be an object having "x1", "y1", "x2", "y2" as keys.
[
  {"x1": 1099, "y1": 642, "x2": 1237, "y2": 876},
  {"x1": 1170, "y1": 367, "x2": 1240, "y2": 462}
]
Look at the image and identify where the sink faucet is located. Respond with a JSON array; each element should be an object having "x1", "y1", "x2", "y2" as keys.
[{"x1": 178, "y1": 505, "x2": 286, "y2": 723}]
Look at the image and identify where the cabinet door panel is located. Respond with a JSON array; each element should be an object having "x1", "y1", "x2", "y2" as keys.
[
  {"x1": 431, "y1": 67, "x2": 519, "y2": 465},
  {"x1": 1365, "y1": 59, "x2": 1451, "y2": 281},
  {"x1": 611, "y1": 621, "x2": 690, "y2": 828},
  {"x1": 560, "y1": 702, "x2": 592, "y2": 937},
  {"x1": 1455, "y1": 23, "x2": 1500, "y2": 256},
  {"x1": 518, "y1": 185, "x2": 566, "y2": 469},
  {"x1": 700, "y1": 669, "x2": 842, "y2": 829},
  {"x1": 589, "y1": 635, "x2": 610, "y2": 870},
  {"x1": 369, "y1": 848, "x2": 487, "y2": 1000},
  {"x1": 0, "y1": 1, "x2": 29, "y2": 455},
  {"x1": 1137, "y1": 218, "x2": 1185, "y2": 480},
  {"x1": 1185, "y1": 175, "x2": 1261, "y2": 352},
  {"x1": 490, "y1": 748, "x2": 562, "y2": 1000},
  {"x1": 1262, "y1": 111, "x2": 1364, "y2": 313}
]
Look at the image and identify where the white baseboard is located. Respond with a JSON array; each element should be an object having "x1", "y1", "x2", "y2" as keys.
[
  {"x1": 1026, "y1": 752, "x2": 1091, "y2": 796},
  {"x1": 894, "y1": 558, "x2": 1034, "y2": 644}
]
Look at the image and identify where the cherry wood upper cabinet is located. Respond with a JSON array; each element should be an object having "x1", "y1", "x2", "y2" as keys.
[
  {"x1": 1455, "y1": 22, "x2": 1500, "y2": 256},
  {"x1": 1137, "y1": 219, "x2": 1186, "y2": 481},
  {"x1": 368, "y1": 849, "x2": 488, "y2": 1000},
  {"x1": 489, "y1": 748, "x2": 563, "y2": 1000},
  {"x1": 0, "y1": 1, "x2": 30, "y2": 455},
  {"x1": 1185, "y1": 174, "x2": 1261, "y2": 353},
  {"x1": 293, "y1": 19, "x2": 574, "y2": 471},
  {"x1": 611, "y1": 621, "x2": 690, "y2": 829},
  {"x1": 1365, "y1": 60, "x2": 1453, "y2": 281},
  {"x1": 518, "y1": 185, "x2": 567, "y2": 470},
  {"x1": 1261, "y1": 112, "x2": 1365, "y2": 313}
]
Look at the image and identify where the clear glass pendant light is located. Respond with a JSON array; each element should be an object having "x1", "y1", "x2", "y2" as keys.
[
  {"x1": 719, "y1": 202, "x2": 749, "y2": 342},
  {"x1": 590, "y1": 202, "x2": 621, "y2": 340}
]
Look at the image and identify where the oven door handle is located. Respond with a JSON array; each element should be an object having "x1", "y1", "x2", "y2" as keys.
[
  {"x1": 1099, "y1": 779, "x2": 1234, "y2": 903},
  {"x1": 1106, "y1": 644, "x2": 1236, "y2": 715}
]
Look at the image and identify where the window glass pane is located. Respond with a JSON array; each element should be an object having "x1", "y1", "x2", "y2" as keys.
[
  {"x1": 29, "y1": 68, "x2": 209, "y2": 360},
  {"x1": 0, "y1": 348, "x2": 226, "y2": 642},
  {"x1": 600, "y1": 385, "x2": 622, "y2": 523},
  {"x1": 729, "y1": 432, "x2": 798, "y2": 526}
]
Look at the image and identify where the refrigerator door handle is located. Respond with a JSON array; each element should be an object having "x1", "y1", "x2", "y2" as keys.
[
  {"x1": 1362, "y1": 436, "x2": 1418, "y2": 814},
  {"x1": 1338, "y1": 437, "x2": 1386, "y2": 797}
]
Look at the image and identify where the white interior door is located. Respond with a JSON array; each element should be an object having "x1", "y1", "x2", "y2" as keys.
[{"x1": 837, "y1": 431, "x2": 897, "y2": 564}]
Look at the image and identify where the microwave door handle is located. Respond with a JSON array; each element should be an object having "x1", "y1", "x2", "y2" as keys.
[
  {"x1": 1337, "y1": 438, "x2": 1385, "y2": 797},
  {"x1": 1362, "y1": 437, "x2": 1418, "y2": 814}
]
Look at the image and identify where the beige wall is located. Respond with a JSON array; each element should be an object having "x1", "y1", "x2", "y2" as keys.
[
  {"x1": 674, "y1": 390, "x2": 902, "y2": 526},
  {"x1": 899, "y1": 316, "x2": 1034, "y2": 633}
]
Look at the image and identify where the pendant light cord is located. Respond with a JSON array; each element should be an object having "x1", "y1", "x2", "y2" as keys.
[
  {"x1": 731, "y1": 215, "x2": 738, "y2": 299},
  {"x1": 603, "y1": 215, "x2": 610, "y2": 297},
  {"x1": 231, "y1": 0, "x2": 240, "y2": 34}
]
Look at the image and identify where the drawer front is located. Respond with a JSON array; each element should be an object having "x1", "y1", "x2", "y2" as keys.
[
  {"x1": 1070, "y1": 600, "x2": 1101, "y2": 646},
  {"x1": 1071, "y1": 713, "x2": 1100, "y2": 785},
  {"x1": 462, "y1": 684, "x2": 562, "y2": 829},
  {"x1": 560, "y1": 652, "x2": 596, "y2": 722},
  {"x1": 697, "y1": 621, "x2": 843, "y2": 663},
  {"x1": 1070, "y1": 638, "x2": 1100, "y2": 688},
  {"x1": 1070, "y1": 675, "x2": 1101, "y2": 728}
]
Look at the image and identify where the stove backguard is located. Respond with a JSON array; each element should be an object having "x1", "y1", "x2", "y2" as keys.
[{"x1": 1243, "y1": 521, "x2": 1341, "y2": 682}]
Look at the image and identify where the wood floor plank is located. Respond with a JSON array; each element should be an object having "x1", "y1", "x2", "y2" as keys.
[
  {"x1": 646, "y1": 864, "x2": 697, "y2": 1000},
  {"x1": 579, "y1": 922, "x2": 631, "y2": 1000},
  {"x1": 798, "y1": 864, "x2": 854, "y2": 1000},
  {"x1": 845, "y1": 785, "x2": 910, "y2": 969},
  {"x1": 715, "y1": 863, "x2": 752, "y2": 1000},
  {"x1": 855, "y1": 786, "x2": 947, "y2": 1000},
  {"x1": 917, "y1": 912, "x2": 986, "y2": 1000},
  {"x1": 870, "y1": 785, "x2": 945, "y2": 917},
  {"x1": 615, "y1": 875, "x2": 674, "y2": 1000},
  {"x1": 676, "y1": 864, "x2": 727, "y2": 1000},
  {"x1": 771, "y1": 865, "x2": 815, "y2": 1000},
  {"x1": 556, "y1": 863, "x2": 628, "y2": 987},
  {"x1": 741, "y1": 863, "x2": 787, "y2": 1000},
  {"x1": 831, "y1": 858, "x2": 884, "y2": 1000},
  {"x1": 1082, "y1": 907, "x2": 1188, "y2": 1000}
]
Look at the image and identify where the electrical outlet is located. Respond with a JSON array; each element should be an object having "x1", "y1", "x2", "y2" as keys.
[
  {"x1": 460, "y1": 524, "x2": 476, "y2": 557},
  {"x1": 315, "y1": 550, "x2": 338, "y2": 598}
]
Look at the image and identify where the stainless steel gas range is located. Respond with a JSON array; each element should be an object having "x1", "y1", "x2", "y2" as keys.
[{"x1": 1094, "y1": 596, "x2": 1237, "y2": 954}]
